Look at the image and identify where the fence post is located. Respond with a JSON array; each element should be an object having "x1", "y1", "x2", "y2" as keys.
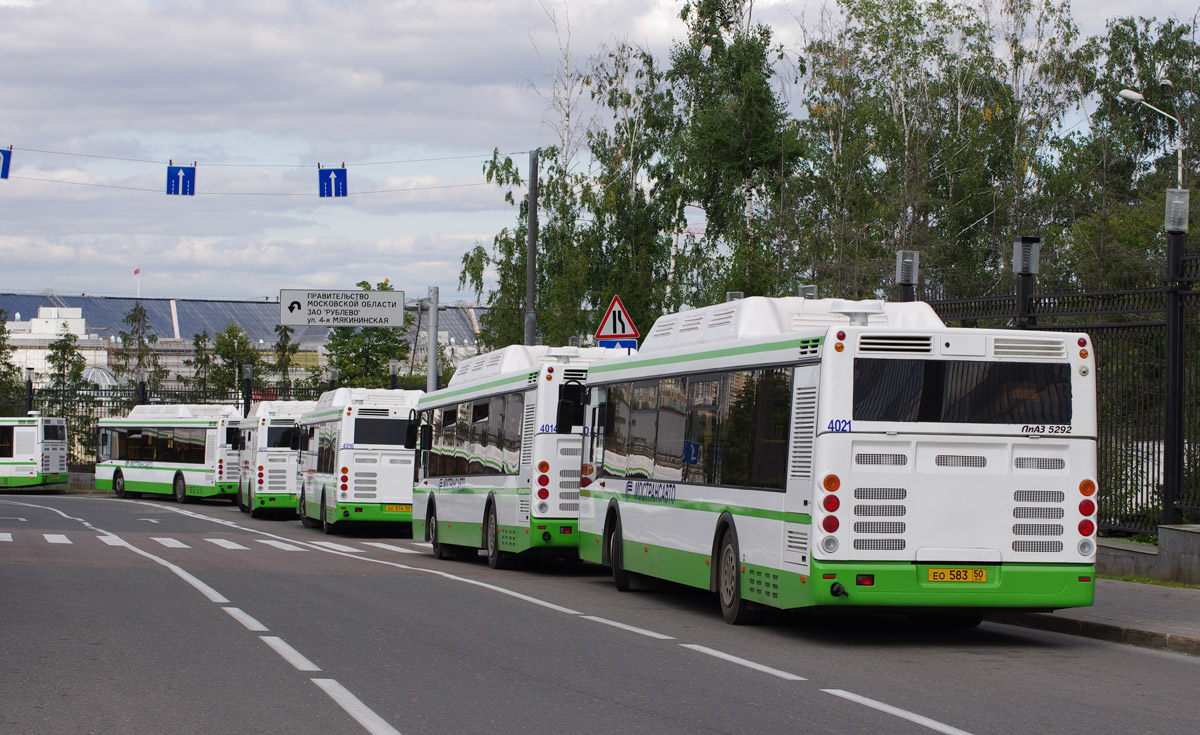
[
  {"x1": 25, "y1": 368, "x2": 34, "y2": 414},
  {"x1": 1013, "y1": 236, "x2": 1041, "y2": 329},
  {"x1": 1162, "y1": 190, "x2": 1189, "y2": 526},
  {"x1": 896, "y1": 251, "x2": 919, "y2": 302}
]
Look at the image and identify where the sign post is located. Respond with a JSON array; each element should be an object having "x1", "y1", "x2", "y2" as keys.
[
  {"x1": 280, "y1": 289, "x2": 405, "y2": 327},
  {"x1": 594, "y1": 295, "x2": 639, "y2": 349}
]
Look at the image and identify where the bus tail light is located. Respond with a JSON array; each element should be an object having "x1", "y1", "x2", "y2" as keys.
[
  {"x1": 1079, "y1": 479, "x2": 1096, "y2": 496},
  {"x1": 820, "y1": 536, "x2": 839, "y2": 553},
  {"x1": 823, "y1": 495, "x2": 840, "y2": 512},
  {"x1": 340, "y1": 483, "x2": 349, "y2": 491},
  {"x1": 340, "y1": 466, "x2": 349, "y2": 475},
  {"x1": 823, "y1": 474, "x2": 840, "y2": 492},
  {"x1": 822, "y1": 516, "x2": 839, "y2": 533},
  {"x1": 537, "y1": 488, "x2": 549, "y2": 500},
  {"x1": 856, "y1": 575, "x2": 874, "y2": 586},
  {"x1": 537, "y1": 461, "x2": 550, "y2": 473},
  {"x1": 1078, "y1": 519, "x2": 1095, "y2": 536},
  {"x1": 1079, "y1": 499, "x2": 1095, "y2": 516},
  {"x1": 537, "y1": 474, "x2": 550, "y2": 487}
]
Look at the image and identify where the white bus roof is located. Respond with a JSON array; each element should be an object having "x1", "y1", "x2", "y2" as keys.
[
  {"x1": 313, "y1": 387, "x2": 424, "y2": 410},
  {"x1": 122, "y1": 404, "x2": 242, "y2": 420},
  {"x1": 245, "y1": 400, "x2": 318, "y2": 421},
  {"x1": 640, "y1": 297, "x2": 946, "y2": 352},
  {"x1": 447, "y1": 344, "x2": 632, "y2": 389}
]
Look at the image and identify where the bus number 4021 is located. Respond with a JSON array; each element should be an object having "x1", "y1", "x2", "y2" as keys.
[{"x1": 828, "y1": 419, "x2": 851, "y2": 432}]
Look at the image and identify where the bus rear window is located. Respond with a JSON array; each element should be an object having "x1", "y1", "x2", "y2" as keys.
[
  {"x1": 354, "y1": 418, "x2": 411, "y2": 446},
  {"x1": 853, "y1": 358, "x2": 1072, "y2": 425},
  {"x1": 266, "y1": 426, "x2": 301, "y2": 449},
  {"x1": 43, "y1": 424, "x2": 66, "y2": 442}
]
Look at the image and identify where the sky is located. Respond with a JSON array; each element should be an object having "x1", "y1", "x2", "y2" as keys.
[{"x1": 1, "y1": 0, "x2": 1196, "y2": 306}]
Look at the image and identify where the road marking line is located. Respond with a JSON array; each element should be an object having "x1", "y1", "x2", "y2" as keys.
[
  {"x1": 411, "y1": 542, "x2": 432, "y2": 548},
  {"x1": 223, "y1": 607, "x2": 268, "y2": 632},
  {"x1": 361, "y1": 542, "x2": 419, "y2": 554},
  {"x1": 44, "y1": 534, "x2": 72, "y2": 544},
  {"x1": 821, "y1": 689, "x2": 973, "y2": 735},
  {"x1": 581, "y1": 615, "x2": 675, "y2": 640},
  {"x1": 0, "y1": 533, "x2": 12, "y2": 542},
  {"x1": 679, "y1": 644, "x2": 806, "y2": 681},
  {"x1": 310, "y1": 541, "x2": 365, "y2": 553},
  {"x1": 312, "y1": 678, "x2": 401, "y2": 735},
  {"x1": 260, "y1": 636, "x2": 320, "y2": 672},
  {"x1": 206, "y1": 538, "x2": 250, "y2": 550},
  {"x1": 257, "y1": 539, "x2": 307, "y2": 551},
  {"x1": 151, "y1": 537, "x2": 190, "y2": 549},
  {"x1": 98, "y1": 535, "x2": 128, "y2": 546}
]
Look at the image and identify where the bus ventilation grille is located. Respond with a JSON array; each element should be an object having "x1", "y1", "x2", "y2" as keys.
[
  {"x1": 855, "y1": 453, "x2": 908, "y2": 466},
  {"x1": 1015, "y1": 457, "x2": 1065, "y2": 470},
  {"x1": 520, "y1": 403, "x2": 536, "y2": 466},
  {"x1": 1012, "y1": 540, "x2": 1063, "y2": 553},
  {"x1": 678, "y1": 313, "x2": 705, "y2": 334},
  {"x1": 1013, "y1": 523, "x2": 1063, "y2": 536},
  {"x1": 789, "y1": 386, "x2": 817, "y2": 479},
  {"x1": 854, "y1": 538, "x2": 905, "y2": 551},
  {"x1": 1014, "y1": 490, "x2": 1065, "y2": 503},
  {"x1": 854, "y1": 504, "x2": 907, "y2": 517},
  {"x1": 519, "y1": 497, "x2": 530, "y2": 514},
  {"x1": 559, "y1": 447, "x2": 582, "y2": 457},
  {"x1": 993, "y1": 337, "x2": 1066, "y2": 358},
  {"x1": 785, "y1": 529, "x2": 809, "y2": 554},
  {"x1": 855, "y1": 487, "x2": 907, "y2": 500},
  {"x1": 857, "y1": 334, "x2": 932, "y2": 354},
  {"x1": 935, "y1": 454, "x2": 987, "y2": 468},
  {"x1": 1014, "y1": 507, "x2": 1064, "y2": 519},
  {"x1": 707, "y1": 307, "x2": 736, "y2": 329},
  {"x1": 564, "y1": 369, "x2": 588, "y2": 382},
  {"x1": 854, "y1": 522, "x2": 905, "y2": 534},
  {"x1": 358, "y1": 408, "x2": 389, "y2": 416}
]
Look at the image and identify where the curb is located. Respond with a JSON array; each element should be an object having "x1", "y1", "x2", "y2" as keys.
[{"x1": 988, "y1": 613, "x2": 1200, "y2": 657}]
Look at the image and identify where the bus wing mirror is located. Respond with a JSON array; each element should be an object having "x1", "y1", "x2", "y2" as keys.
[
  {"x1": 418, "y1": 424, "x2": 433, "y2": 451},
  {"x1": 405, "y1": 423, "x2": 419, "y2": 450},
  {"x1": 290, "y1": 433, "x2": 301, "y2": 451}
]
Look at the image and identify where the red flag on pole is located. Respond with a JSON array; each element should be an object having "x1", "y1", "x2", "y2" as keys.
[{"x1": 133, "y1": 268, "x2": 141, "y2": 275}]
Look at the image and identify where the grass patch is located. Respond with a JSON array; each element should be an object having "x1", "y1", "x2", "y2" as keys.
[{"x1": 1099, "y1": 574, "x2": 1200, "y2": 591}]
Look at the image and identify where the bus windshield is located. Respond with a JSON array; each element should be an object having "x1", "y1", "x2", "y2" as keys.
[
  {"x1": 265, "y1": 426, "x2": 301, "y2": 449},
  {"x1": 354, "y1": 418, "x2": 412, "y2": 446},
  {"x1": 853, "y1": 358, "x2": 1072, "y2": 425},
  {"x1": 43, "y1": 424, "x2": 66, "y2": 441}
]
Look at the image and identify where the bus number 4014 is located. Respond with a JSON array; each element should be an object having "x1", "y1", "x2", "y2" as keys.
[{"x1": 827, "y1": 419, "x2": 851, "y2": 433}]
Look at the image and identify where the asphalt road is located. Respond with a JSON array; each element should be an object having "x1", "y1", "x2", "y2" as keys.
[{"x1": 2, "y1": 494, "x2": 1196, "y2": 735}]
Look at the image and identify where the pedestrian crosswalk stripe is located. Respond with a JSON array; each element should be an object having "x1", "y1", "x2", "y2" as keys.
[
  {"x1": 151, "y1": 537, "x2": 189, "y2": 549},
  {"x1": 0, "y1": 532, "x2": 12, "y2": 542},
  {"x1": 206, "y1": 538, "x2": 250, "y2": 550},
  {"x1": 44, "y1": 534, "x2": 71, "y2": 544},
  {"x1": 257, "y1": 539, "x2": 307, "y2": 551},
  {"x1": 412, "y1": 542, "x2": 432, "y2": 548},
  {"x1": 98, "y1": 535, "x2": 128, "y2": 546},
  {"x1": 361, "y1": 542, "x2": 419, "y2": 554},
  {"x1": 310, "y1": 541, "x2": 364, "y2": 553}
]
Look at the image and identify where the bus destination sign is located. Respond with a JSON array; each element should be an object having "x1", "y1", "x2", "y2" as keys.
[{"x1": 279, "y1": 289, "x2": 406, "y2": 327}]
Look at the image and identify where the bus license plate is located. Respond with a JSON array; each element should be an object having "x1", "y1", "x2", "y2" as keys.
[
  {"x1": 385, "y1": 505, "x2": 411, "y2": 513},
  {"x1": 927, "y1": 567, "x2": 987, "y2": 583}
]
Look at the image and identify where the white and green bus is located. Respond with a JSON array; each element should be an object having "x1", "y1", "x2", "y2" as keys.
[
  {"x1": 296, "y1": 388, "x2": 423, "y2": 534},
  {"x1": 578, "y1": 296, "x2": 1098, "y2": 624},
  {"x1": 414, "y1": 345, "x2": 632, "y2": 567},
  {"x1": 237, "y1": 400, "x2": 316, "y2": 517},
  {"x1": 96, "y1": 404, "x2": 242, "y2": 503},
  {"x1": 0, "y1": 413, "x2": 68, "y2": 488}
]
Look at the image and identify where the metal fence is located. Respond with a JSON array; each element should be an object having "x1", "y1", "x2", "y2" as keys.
[{"x1": 928, "y1": 287, "x2": 1200, "y2": 536}]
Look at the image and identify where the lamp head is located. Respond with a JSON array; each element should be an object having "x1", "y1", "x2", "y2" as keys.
[
  {"x1": 1158, "y1": 78, "x2": 1175, "y2": 97},
  {"x1": 1118, "y1": 89, "x2": 1144, "y2": 103}
]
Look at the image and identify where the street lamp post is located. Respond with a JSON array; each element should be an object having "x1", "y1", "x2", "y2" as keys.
[
  {"x1": 25, "y1": 367, "x2": 34, "y2": 414},
  {"x1": 1119, "y1": 82, "x2": 1189, "y2": 526},
  {"x1": 389, "y1": 360, "x2": 400, "y2": 390},
  {"x1": 240, "y1": 364, "x2": 252, "y2": 418}
]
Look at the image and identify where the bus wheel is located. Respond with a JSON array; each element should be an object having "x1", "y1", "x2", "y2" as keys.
[
  {"x1": 429, "y1": 506, "x2": 448, "y2": 559},
  {"x1": 299, "y1": 491, "x2": 319, "y2": 528},
  {"x1": 113, "y1": 471, "x2": 126, "y2": 499},
  {"x1": 237, "y1": 480, "x2": 249, "y2": 513},
  {"x1": 249, "y1": 484, "x2": 261, "y2": 519},
  {"x1": 609, "y1": 515, "x2": 630, "y2": 592},
  {"x1": 173, "y1": 473, "x2": 190, "y2": 504},
  {"x1": 717, "y1": 529, "x2": 761, "y2": 625},
  {"x1": 321, "y1": 494, "x2": 337, "y2": 535},
  {"x1": 485, "y1": 503, "x2": 510, "y2": 570}
]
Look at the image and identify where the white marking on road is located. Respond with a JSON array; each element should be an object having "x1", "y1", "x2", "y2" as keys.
[
  {"x1": 361, "y1": 542, "x2": 419, "y2": 554},
  {"x1": 411, "y1": 542, "x2": 432, "y2": 548},
  {"x1": 98, "y1": 535, "x2": 128, "y2": 546},
  {"x1": 312, "y1": 678, "x2": 402, "y2": 735},
  {"x1": 0, "y1": 516, "x2": 27, "y2": 521},
  {"x1": 260, "y1": 636, "x2": 320, "y2": 671},
  {"x1": 44, "y1": 533, "x2": 72, "y2": 544},
  {"x1": 257, "y1": 539, "x2": 307, "y2": 551},
  {"x1": 581, "y1": 615, "x2": 675, "y2": 640},
  {"x1": 821, "y1": 689, "x2": 974, "y2": 735},
  {"x1": 0, "y1": 532, "x2": 12, "y2": 542},
  {"x1": 206, "y1": 538, "x2": 250, "y2": 550},
  {"x1": 137, "y1": 518, "x2": 162, "y2": 523},
  {"x1": 679, "y1": 644, "x2": 806, "y2": 681},
  {"x1": 310, "y1": 541, "x2": 364, "y2": 553},
  {"x1": 151, "y1": 537, "x2": 189, "y2": 549},
  {"x1": 223, "y1": 607, "x2": 268, "y2": 632}
]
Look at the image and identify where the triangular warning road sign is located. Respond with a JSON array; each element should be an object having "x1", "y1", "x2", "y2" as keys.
[{"x1": 595, "y1": 295, "x2": 640, "y2": 339}]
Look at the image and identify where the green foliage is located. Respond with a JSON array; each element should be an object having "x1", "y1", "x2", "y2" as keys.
[
  {"x1": 324, "y1": 279, "x2": 413, "y2": 388},
  {"x1": 111, "y1": 301, "x2": 168, "y2": 389},
  {"x1": 271, "y1": 323, "x2": 300, "y2": 394},
  {"x1": 44, "y1": 326, "x2": 95, "y2": 456},
  {"x1": 211, "y1": 322, "x2": 263, "y2": 392},
  {"x1": 178, "y1": 329, "x2": 215, "y2": 399},
  {"x1": 0, "y1": 310, "x2": 22, "y2": 414}
]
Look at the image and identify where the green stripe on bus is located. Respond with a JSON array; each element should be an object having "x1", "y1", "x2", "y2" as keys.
[
  {"x1": 587, "y1": 336, "x2": 824, "y2": 375},
  {"x1": 419, "y1": 372, "x2": 538, "y2": 405},
  {"x1": 582, "y1": 487, "x2": 811, "y2": 524}
]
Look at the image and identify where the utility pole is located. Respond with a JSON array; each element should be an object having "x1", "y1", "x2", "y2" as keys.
[
  {"x1": 524, "y1": 149, "x2": 539, "y2": 346},
  {"x1": 427, "y1": 286, "x2": 439, "y2": 393}
]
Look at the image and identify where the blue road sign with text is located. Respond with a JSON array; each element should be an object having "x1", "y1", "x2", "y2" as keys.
[
  {"x1": 319, "y1": 168, "x2": 347, "y2": 197},
  {"x1": 598, "y1": 338, "x2": 638, "y2": 349},
  {"x1": 166, "y1": 165, "x2": 196, "y2": 196},
  {"x1": 0, "y1": 149, "x2": 10, "y2": 179}
]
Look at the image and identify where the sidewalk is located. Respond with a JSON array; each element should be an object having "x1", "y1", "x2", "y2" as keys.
[{"x1": 988, "y1": 578, "x2": 1200, "y2": 656}]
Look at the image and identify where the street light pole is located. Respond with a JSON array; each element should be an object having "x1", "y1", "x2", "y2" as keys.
[
  {"x1": 25, "y1": 367, "x2": 34, "y2": 414},
  {"x1": 1118, "y1": 86, "x2": 1183, "y2": 189}
]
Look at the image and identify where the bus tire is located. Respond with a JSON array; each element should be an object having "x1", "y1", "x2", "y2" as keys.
[
  {"x1": 609, "y1": 514, "x2": 630, "y2": 592},
  {"x1": 321, "y1": 493, "x2": 337, "y2": 535},
  {"x1": 173, "y1": 473, "x2": 190, "y2": 504},
  {"x1": 249, "y1": 484, "x2": 261, "y2": 519},
  {"x1": 299, "y1": 490, "x2": 319, "y2": 528},
  {"x1": 485, "y1": 502, "x2": 510, "y2": 570},
  {"x1": 717, "y1": 529, "x2": 761, "y2": 625},
  {"x1": 113, "y1": 471, "x2": 126, "y2": 499},
  {"x1": 237, "y1": 480, "x2": 249, "y2": 513},
  {"x1": 429, "y1": 505, "x2": 448, "y2": 559}
]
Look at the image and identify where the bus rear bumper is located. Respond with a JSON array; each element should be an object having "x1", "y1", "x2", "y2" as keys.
[
  {"x1": 332, "y1": 502, "x2": 413, "y2": 523},
  {"x1": 252, "y1": 492, "x2": 299, "y2": 511}
]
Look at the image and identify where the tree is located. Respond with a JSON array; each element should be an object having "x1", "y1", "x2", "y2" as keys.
[
  {"x1": 323, "y1": 279, "x2": 413, "y2": 388},
  {"x1": 0, "y1": 310, "x2": 24, "y2": 416},
  {"x1": 45, "y1": 324, "x2": 93, "y2": 458},
  {"x1": 212, "y1": 322, "x2": 262, "y2": 393},
  {"x1": 271, "y1": 323, "x2": 300, "y2": 396},
  {"x1": 178, "y1": 329, "x2": 215, "y2": 398},
  {"x1": 112, "y1": 301, "x2": 168, "y2": 389}
]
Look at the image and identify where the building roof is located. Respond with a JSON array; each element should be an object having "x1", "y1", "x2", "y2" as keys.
[{"x1": 0, "y1": 292, "x2": 485, "y2": 347}]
